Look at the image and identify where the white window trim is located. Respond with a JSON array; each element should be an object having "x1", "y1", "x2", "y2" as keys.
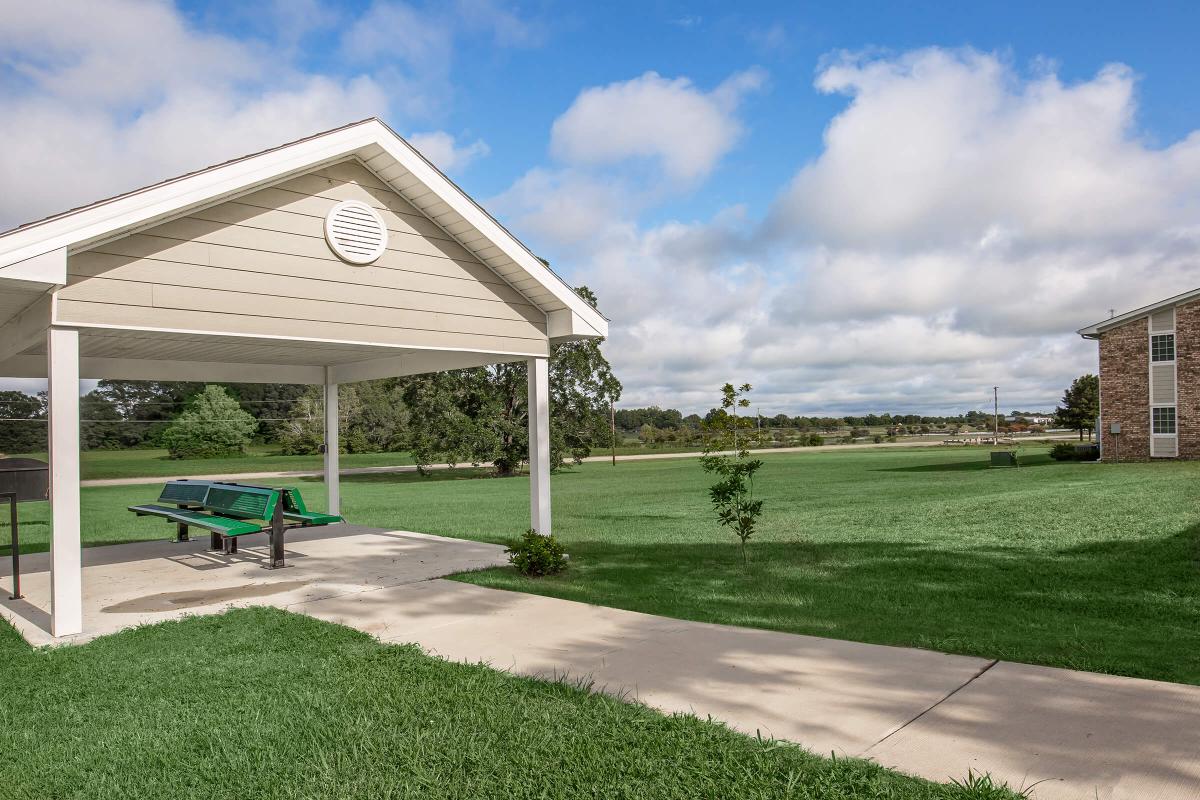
[{"x1": 1148, "y1": 315, "x2": 1179, "y2": 458}]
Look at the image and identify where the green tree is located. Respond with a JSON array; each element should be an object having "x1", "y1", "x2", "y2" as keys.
[
  {"x1": 700, "y1": 383, "x2": 769, "y2": 566},
  {"x1": 1056, "y1": 374, "x2": 1100, "y2": 440},
  {"x1": 257, "y1": 381, "x2": 411, "y2": 456},
  {"x1": 0, "y1": 390, "x2": 46, "y2": 454},
  {"x1": 161, "y1": 385, "x2": 258, "y2": 459},
  {"x1": 276, "y1": 390, "x2": 326, "y2": 455},
  {"x1": 402, "y1": 286, "x2": 620, "y2": 476},
  {"x1": 221, "y1": 383, "x2": 309, "y2": 442},
  {"x1": 81, "y1": 391, "x2": 126, "y2": 450}
]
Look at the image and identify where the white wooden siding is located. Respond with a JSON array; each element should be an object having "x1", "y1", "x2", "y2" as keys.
[{"x1": 58, "y1": 161, "x2": 549, "y2": 356}]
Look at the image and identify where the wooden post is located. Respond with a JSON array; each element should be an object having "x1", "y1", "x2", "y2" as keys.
[
  {"x1": 48, "y1": 327, "x2": 82, "y2": 637},
  {"x1": 610, "y1": 399, "x2": 617, "y2": 466},
  {"x1": 527, "y1": 357, "x2": 551, "y2": 535},
  {"x1": 324, "y1": 369, "x2": 340, "y2": 516},
  {"x1": 993, "y1": 386, "x2": 999, "y2": 442}
]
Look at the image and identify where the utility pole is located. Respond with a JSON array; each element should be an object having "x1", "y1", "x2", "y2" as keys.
[
  {"x1": 993, "y1": 386, "x2": 999, "y2": 441},
  {"x1": 610, "y1": 399, "x2": 617, "y2": 466}
]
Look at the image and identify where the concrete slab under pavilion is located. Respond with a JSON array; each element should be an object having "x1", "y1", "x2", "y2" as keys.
[{"x1": 0, "y1": 118, "x2": 609, "y2": 638}]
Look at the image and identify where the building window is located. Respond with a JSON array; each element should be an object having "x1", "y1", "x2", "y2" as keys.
[
  {"x1": 1151, "y1": 333, "x2": 1175, "y2": 362},
  {"x1": 1153, "y1": 406, "x2": 1177, "y2": 434}
]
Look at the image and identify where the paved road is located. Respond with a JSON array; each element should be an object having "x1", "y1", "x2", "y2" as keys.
[{"x1": 81, "y1": 437, "x2": 1076, "y2": 487}]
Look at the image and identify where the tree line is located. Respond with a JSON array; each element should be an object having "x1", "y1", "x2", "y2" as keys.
[
  {"x1": 0, "y1": 287, "x2": 623, "y2": 474},
  {"x1": 614, "y1": 407, "x2": 1053, "y2": 436}
]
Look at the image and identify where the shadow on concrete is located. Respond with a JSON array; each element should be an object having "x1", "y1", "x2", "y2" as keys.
[
  {"x1": 283, "y1": 573, "x2": 1200, "y2": 798},
  {"x1": 461, "y1": 525, "x2": 1200, "y2": 687},
  {"x1": 1, "y1": 515, "x2": 1197, "y2": 797}
]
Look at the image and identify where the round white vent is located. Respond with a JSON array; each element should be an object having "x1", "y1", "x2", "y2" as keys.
[{"x1": 324, "y1": 200, "x2": 388, "y2": 265}]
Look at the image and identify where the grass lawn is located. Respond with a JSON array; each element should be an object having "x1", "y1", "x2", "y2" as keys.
[
  {"x1": 4, "y1": 445, "x2": 1198, "y2": 684},
  {"x1": 0, "y1": 608, "x2": 1017, "y2": 800}
]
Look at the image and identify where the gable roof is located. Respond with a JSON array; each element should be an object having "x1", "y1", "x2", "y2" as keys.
[
  {"x1": 1077, "y1": 286, "x2": 1200, "y2": 338},
  {"x1": 0, "y1": 118, "x2": 606, "y2": 339}
]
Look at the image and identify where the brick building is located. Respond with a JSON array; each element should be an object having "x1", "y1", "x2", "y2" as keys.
[{"x1": 1078, "y1": 288, "x2": 1200, "y2": 461}]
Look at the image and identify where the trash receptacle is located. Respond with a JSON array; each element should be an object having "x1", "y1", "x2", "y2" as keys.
[
  {"x1": 0, "y1": 458, "x2": 49, "y2": 600},
  {"x1": 989, "y1": 451, "x2": 1018, "y2": 468}
]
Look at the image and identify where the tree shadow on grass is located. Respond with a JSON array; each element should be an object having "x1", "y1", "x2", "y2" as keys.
[
  {"x1": 463, "y1": 524, "x2": 1200, "y2": 686},
  {"x1": 332, "y1": 468, "x2": 499, "y2": 486},
  {"x1": 873, "y1": 453, "x2": 1058, "y2": 472}
]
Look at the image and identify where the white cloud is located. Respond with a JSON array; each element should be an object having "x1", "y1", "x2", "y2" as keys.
[
  {"x1": 549, "y1": 49, "x2": 1200, "y2": 414},
  {"x1": 773, "y1": 48, "x2": 1200, "y2": 249},
  {"x1": 407, "y1": 130, "x2": 491, "y2": 171},
  {"x1": 342, "y1": 2, "x2": 453, "y2": 70},
  {"x1": 0, "y1": 0, "x2": 500, "y2": 231},
  {"x1": 549, "y1": 69, "x2": 765, "y2": 183},
  {"x1": 492, "y1": 68, "x2": 766, "y2": 254}
]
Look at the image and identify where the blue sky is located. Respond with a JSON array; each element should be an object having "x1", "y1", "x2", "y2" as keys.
[
  {"x1": 180, "y1": 0, "x2": 1200, "y2": 222},
  {"x1": 4, "y1": 1, "x2": 1200, "y2": 414}
]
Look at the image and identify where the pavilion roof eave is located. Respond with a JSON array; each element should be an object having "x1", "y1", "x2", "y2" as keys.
[{"x1": 0, "y1": 118, "x2": 608, "y2": 341}]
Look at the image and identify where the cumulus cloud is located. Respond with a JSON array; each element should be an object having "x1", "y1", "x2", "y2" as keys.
[
  {"x1": 0, "y1": 0, "x2": 501, "y2": 230},
  {"x1": 493, "y1": 68, "x2": 766, "y2": 252},
  {"x1": 550, "y1": 69, "x2": 765, "y2": 183},
  {"x1": 545, "y1": 48, "x2": 1200, "y2": 414},
  {"x1": 407, "y1": 130, "x2": 490, "y2": 171},
  {"x1": 773, "y1": 49, "x2": 1200, "y2": 249}
]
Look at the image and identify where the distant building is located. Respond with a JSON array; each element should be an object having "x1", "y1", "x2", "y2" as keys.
[
  {"x1": 1008, "y1": 414, "x2": 1054, "y2": 425},
  {"x1": 1078, "y1": 288, "x2": 1199, "y2": 460}
]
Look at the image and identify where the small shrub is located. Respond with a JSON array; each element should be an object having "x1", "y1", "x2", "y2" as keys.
[
  {"x1": 1049, "y1": 442, "x2": 1076, "y2": 461},
  {"x1": 507, "y1": 530, "x2": 568, "y2": 576},
  {"x1": 161, "y1": 385, "x2": 257, "y2": 459}
]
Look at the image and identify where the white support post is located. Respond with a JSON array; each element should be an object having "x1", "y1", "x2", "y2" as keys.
[
  {"x1": 324, "y1": 371, "x2": 340, "y2": 516},
  {"x1": 527, "y1": 357, "x2": 551, "y2": 535},
  {"x1": 48, "y1": 327, "x2": 82, "y2": 637}
]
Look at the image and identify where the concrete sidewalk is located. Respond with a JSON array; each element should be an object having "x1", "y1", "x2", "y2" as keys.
[
  {"x1": 4, "y1": 531, "x2": 1192, "y2": 799},
  {"x1": 296, "y1": 581, "x2": 1200, "y2": 800}
]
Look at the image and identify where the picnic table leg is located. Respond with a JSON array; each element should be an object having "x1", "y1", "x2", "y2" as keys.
[
  {"x1": 174, "y1": 522, "x2": 189, "y2": 543},
  {"x1": 269, "y1": 495, "x2": 285, "y2": 569},
  {"x1": 209, "y1": 531, "x2": 221, "y2": 551},
  {"x1": 223, "y1": 536, "x2": 238, "y2": 555}
]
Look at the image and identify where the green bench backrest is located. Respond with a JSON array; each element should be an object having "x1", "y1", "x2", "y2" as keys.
[
  {"x1": 159, "y1": 481, "x2": 211, "y2": 505},
  {"x1": 220, "y1": 482, "x2": 310, "y2": 515},
  {"x1": 203, "y1": 485, "x2": 278, "y2": 521},
  {"x1": 283, "y1": 488, "x2": 309, "y2": 514}
]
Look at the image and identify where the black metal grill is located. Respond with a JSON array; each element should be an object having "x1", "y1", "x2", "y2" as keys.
[
  {"x1": 0, "y1": 458, "x2": 49, "y2": 502},
  {"x1": 0, "y1": 458, "x2": 46, "y2": 600}
]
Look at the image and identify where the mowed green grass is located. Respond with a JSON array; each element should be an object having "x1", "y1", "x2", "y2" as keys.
[
  {"x1": 4, "y1": 445, "x2": 1198, "y2": 684},
  {"x1": 6, "y1": 444, "x2": 417, "y2": 481},
  {"x1": 0, "y1": 608, "x2": 1016, "y2": 800}
]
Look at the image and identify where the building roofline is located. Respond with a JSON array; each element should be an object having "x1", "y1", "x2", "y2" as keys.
[
  {"x1": 0, "y1": 118, "x2": 379, "y2": 239},
  {"x1": 1077, "y1": 286, "x2": 1200, "y2": 338},
  {"x1": 0, "y1": 118, "x2": 607, "y2": 337}
]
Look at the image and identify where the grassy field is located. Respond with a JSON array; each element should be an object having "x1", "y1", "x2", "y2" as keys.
[
  {"x1": 0, "y1": 608, "x2": 1017, "y2": 800},
  {"x1": 4, "y1": 445, "x2": 1198, "y2": 684},
  {"x1": 9, "y1": 437, "x2": 1058, "y2": 480},
  {"x1": 5, "y1": 444, "x2": 417, "y2": 481}
]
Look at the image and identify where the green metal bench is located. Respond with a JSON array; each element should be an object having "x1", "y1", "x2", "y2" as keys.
[
  {"x1": 214, "y1": 482, "x2": 341, "y2": 526},
  {"x1": 129, "y1": 481, "x2": 342, "y2": 568}
]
